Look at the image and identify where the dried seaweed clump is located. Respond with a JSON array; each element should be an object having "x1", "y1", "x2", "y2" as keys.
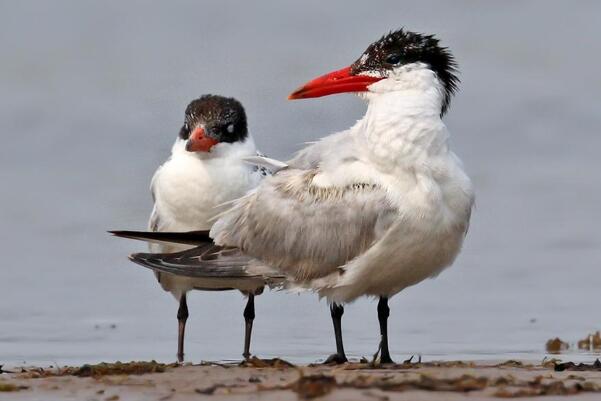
[
  {"x1": 292, "y1": 375, "x2": 337, "y2": 399},
  {"x1": 495, "y1": 360, "x2": 532, "y2": 368},
  {"x1": 546, "y1": 337, "x2": 569, "y2": 353},
  {"x1": 545, "y1": 331, "x2": 601, "y2": 354},
  {"x1": 17, "y1": 361, "x2": 174, "y2": 379},
  {"x1": 554, "y1": 359, "x2": 601, "y2": 372},
  {"x1": 494, "y1": 375, "x2": 601, "y2": 398},
  {"x1": 73, "y1": 361, "x2": 170, "y2": 377},
  {"x1": 578, "y1": 331, "x2": 601, "y2": 351},
  {"x1": 239, "y1": 357, "x2": 295, "y2": 369},
  {"x1": 0, "y1": 382, "x2": 28, "y2": 392},
  {"x1": 280, "y1": 372, "x2": 489, "y2": 398}
]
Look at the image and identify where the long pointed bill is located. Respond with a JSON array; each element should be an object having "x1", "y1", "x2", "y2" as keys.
[
  {"x1": 288, "y1": 66, "x2": 383, "y2": 100},
  {"x1": 186, "y1": 127, "x2": 219, "y2": 152}
]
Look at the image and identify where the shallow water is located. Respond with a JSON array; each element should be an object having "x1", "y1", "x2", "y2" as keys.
[{"x1": 1, "y1": 1, "x2": 600, "y2": 366}]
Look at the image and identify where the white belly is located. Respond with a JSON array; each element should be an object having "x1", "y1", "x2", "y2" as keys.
[
  {"x1": 153, "y1": 157, "x2": 259, "y2": 232},
  {"x1": 149, "y1": 150, "x2": 263, "y2": 298},
  {"x1": 320, "y1": 164, "x2": 474, "y2": 304}
]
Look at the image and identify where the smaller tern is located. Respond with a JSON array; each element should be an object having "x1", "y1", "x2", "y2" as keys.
[{"x1": 114, "y1": 95, "x2": 271, "y2": 362}]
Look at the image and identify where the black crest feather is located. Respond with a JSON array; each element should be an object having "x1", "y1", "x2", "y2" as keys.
[{"x1": 352, "y1": 28, "x2": 459, "y2": 116}]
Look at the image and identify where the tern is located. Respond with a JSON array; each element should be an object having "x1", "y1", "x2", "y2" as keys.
[
  {"x1": 116, "y1": 95, "x2": 271, "y2": 362},
  {"x1": 114, "y1": 29, "x2": 474, "y2": 364}
]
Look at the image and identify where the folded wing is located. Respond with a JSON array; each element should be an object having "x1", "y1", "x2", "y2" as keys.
[{"x1": 211, "y1": 141, "x2": 397, "y2": 281}]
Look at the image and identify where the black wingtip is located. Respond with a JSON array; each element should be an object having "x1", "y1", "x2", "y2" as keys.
[
  {"x1": 127, "y1": 252, "x2": 158, "y2": 271},
  {"x1": 128, "y1": 252, "x2": 146, "y2": 264},
  {"x1": 107, "y1": 230, "x2": 212, "y2": 245},
  {"x1": 109, "y1": 230, "x2": 141, "y2": 238}
]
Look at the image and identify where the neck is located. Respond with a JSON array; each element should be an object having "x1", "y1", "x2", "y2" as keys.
[{"x1": 357, "y1": 74, "x2": 449, "y2": 169}]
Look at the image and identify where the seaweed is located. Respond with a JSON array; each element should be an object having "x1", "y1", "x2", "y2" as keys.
[
  {"x1": 18, "y1": 361, "x2": 175, "y2": 378},
  {"x1": 578, "y1": 331, "x2": 601, "y2": 351},
  {"x1": 554, "y1": 359, "x2": 601, "y2": 372},
  {"x1": 73, "y1": 361, "x2": 171, "y2": 377},
  {"x1": 0, "y1": 382, "x2": 28, "y2": 392},
  {"x1": 546, "y1": 337, "x2": 569, "y2": 353},
  {"x1": 494, "y1": 376, "x2": 601, "y2": 398},
  {"x1": 239, "y1": 357, "x2": 295, "y2": 368},
  {"x1": 291, "y1": 374, "x2": 337, "y2": 399}
]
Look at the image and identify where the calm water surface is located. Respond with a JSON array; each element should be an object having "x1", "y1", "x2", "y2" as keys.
[{"x1": 1, "y1": 1, "x2": 600, "y2": 366}]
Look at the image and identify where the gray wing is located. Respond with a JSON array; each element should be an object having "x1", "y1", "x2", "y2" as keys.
[
  {"x1": 210, "y1": 166, "x2": 397, "y2": 281},
  {"x1": 130, "y1": 244, "x2": 285, "y2": 282}
]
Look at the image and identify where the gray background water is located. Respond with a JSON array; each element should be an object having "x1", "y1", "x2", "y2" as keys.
[{"x1": 1, "y1": 0, "x2": 600, "y2": 366}]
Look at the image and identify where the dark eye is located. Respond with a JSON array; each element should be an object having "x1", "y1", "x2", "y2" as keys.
[{"x1": 385, "y1": 54, "x2": 401, "y2": 65}]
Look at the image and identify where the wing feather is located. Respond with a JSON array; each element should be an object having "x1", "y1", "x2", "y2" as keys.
[
  {"x1": 110, "y1": 230, "x2": 211, "y2": 245},
  {"x1": 211, "y1": 166, "x2": 396, "y2": 281},
  {"x1": 129, "y1": 244, "x2": 285, "y2": 282}
]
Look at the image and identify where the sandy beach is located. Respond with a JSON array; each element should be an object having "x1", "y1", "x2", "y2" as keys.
[{"x1": 1, "y1": 359, "x2": 601, "y2": 400}]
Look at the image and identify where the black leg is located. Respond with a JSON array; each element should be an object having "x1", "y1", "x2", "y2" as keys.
[
  {"x1": 377, "y1": 296, "x2": 394, "y2": 364},
  {"x1": 242, "y1": 294, "x2": 255, "y2": 359},
  {"x1": 176, "y1": 293, "x2": 189, "y2": 363},
  {"x1": 324, "y1": 303, "x2": 348, "y2": 364}
]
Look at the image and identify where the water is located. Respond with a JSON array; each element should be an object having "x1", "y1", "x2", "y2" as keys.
[{"x1": 1, "y1": 0, "x2": 600, "y2": 366}]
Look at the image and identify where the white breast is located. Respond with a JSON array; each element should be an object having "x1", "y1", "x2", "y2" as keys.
[
  {"x1": 315, "y1": 153, "x2": 473, "y2": 304},
  {"x1": 313, "y1": 85, "x2": 474, "y2": 304},
  {"x1": 148, "y1": 136, "x2": 264, "y2": 298},
  {"x1": 151, "y1": 137, "x2": 262, "y2": 232}
]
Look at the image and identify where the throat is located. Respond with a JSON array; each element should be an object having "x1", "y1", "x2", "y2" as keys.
[
  {"x1": 359, "y1": 90, "x2": 449, "y2": 168},
  {"x1": 171, "y1": 135, "x2": 257, "y2": 160}
]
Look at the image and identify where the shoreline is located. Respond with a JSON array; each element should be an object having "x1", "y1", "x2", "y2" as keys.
[{"x1": 1, "y1": 359, "x2": 601, "y2": 400}]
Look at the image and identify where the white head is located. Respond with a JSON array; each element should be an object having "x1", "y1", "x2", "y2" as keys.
[{"x1": 288, "y1": 28, "x2": 459, "y2": 116}]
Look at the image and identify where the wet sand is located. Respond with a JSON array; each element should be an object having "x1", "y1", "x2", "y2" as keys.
[{"x1": 2, "y1": 359, "x2": 601, "y2": 400}]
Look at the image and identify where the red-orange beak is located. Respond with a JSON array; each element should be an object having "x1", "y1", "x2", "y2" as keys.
[
  {"x1": 288, "y1": 66, "x2": 383, "y2": 100},
  {"x1": 186, "y1": 127, "x2": 219, "y2": 152}
]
